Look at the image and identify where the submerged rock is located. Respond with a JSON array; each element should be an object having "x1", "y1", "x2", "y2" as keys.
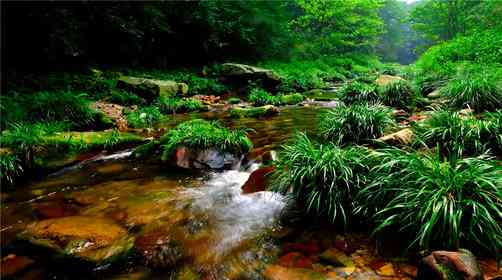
[
  {"x1": 264, "y1": 265, "x2": 327, "y2": 280},
  {"x1": 241, "y1": 166, "x2": 275, "y2": 194},
  {"x1": 221, "y1": 63, "x2": 282, "y2": 87},
  {"x1": 229, "y1": 105, "x2": 279, "y2": 118},
  {"x1": 134, "y1": 229, "x2": 184, "y2": 268},
  {"x1": 117, "y1": 76, "x2": 188, "y2": 101},
  {"x1": 18, "y1": 216, "x2": 134, "y2": 264},
  {"x1": 416, "y1": 249, "x2": 484, "y2": 280},
  {"x1": 0, "y1": 254, "x2": 34, "y2": 278}
]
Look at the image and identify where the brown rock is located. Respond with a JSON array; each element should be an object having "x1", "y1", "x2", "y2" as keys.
[
  {"x1": 0, "y1": 254, "x2": 34, "y2": 277},
  {"x1": 417, "y1": 249, "x2": 484, "y2": 280},
  {"x1": 134, "y1": 229, "x2": 183, "y2": 268},
  {"x1": 375, "y1": 75, "x2": 405, "y2": 86},
  {"x1": 278, "y1": 252, "x2": 313, "y2": 269},
  {"x1": 263, "y1": 265, "x2": 327, "y2": 280},
  {"x1": 319, "y1": 248, "x2": 354, "y2": 268},
  {"x1": 378, "y1": 128, "x2": 414, "y2": 145},
  {"x1": 242, "y1": 166, "x2": 275, "y2": 194}
]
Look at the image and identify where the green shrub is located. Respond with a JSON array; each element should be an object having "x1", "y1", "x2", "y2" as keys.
[
  {"x1": 0, "y1": 153, "x2": 23, "y2": 186},
  {"x1": 357, "y1": 149, "x2": 501, "y2": 257},
  {"x1": 104, "y1": 90, "x2": 143, "y2": 106},
  {"x1": 280, "y1": 93, "x2": 305, "y2": 105},
  {"x1": 248, "y1": 88, "x2": 280, "y2": 106},
  {"x1": 339, "y1": 82, "x2": 379, "y2": 105},
  {"x1": 227, "y1": 97, "x2": 241, "y2": 104},
  {"x1": 159, "y1": 119, "x2": 252, "y2": 159},
  {"x1": 319, "y1": 104, "x2": 396, "y2": 145},
  {"x1": 125, "y1": 106, "x2": 163, "y2": 128},
  {"x1": 377, "y1": 80, "x2": 416, "y2": 108},
  {"x1": 1, "y1": 91, "x2": 99, "y2": 130},
  {"x1": 270, "y1": 133, "x2": 369, "y2": 226},
  {"x1": 414, "y1": 110, "x2": 501, "y2": 158},
  {"x1": 157, "y1": 97, "x2": 206, "y2": 114},
  {"x1": 441, "y1": 64, "x2": 502, "y2": 112}
]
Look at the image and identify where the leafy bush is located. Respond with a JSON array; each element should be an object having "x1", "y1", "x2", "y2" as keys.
[
  {"x1": 357, "y1": 149, "x2": 501, "y2": 256},
  {"x1": 227, "y1": 97, "x2": 241, "y2": 104},
  {"x1": 125, "y1": 106, "x2": 163, "y2": 128},
  {"x1": 0, "y1": 153, "x2": 23, "y2": 186},
  {"x1": 319, "y1": 104, "x2": 396, "y2": 145},
  {"x1": 339, "y1": 81, "x2": 379, "y2": 105},
  {"x1": 248, "y1": 88, "x2": 280, "y2": 106},
  {"x1": 270, "y1": 133, "x2": 369, "y2": 226},
  {"x1": 1, "y1": 91, "x2": 100, "y2": 130},
  {"x1": 280, "y1": 93, "x2": 305, "y2": 105},
  {"x1": 157, "y1": 97, "x2": 206, "y2": 114},
  {"x1": 414, "y1": 110, "x2": 501, "y2": 158},
  {"x1": 159, "y1": 119, "x2": 252, "y2": 159},
  {"x1": 441, "y1": 64, "x2": 502, "y2": 112},
  {"x1": 377, "y1": 80, "x2": 416, "y2": 108}
]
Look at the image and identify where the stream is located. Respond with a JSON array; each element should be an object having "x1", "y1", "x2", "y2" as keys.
[{"x1": 1, "y1": 105, "x2": 498, "y2": 279}]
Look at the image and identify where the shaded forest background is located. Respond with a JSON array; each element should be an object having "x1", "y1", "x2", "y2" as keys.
[{"x1": 3, "y1": 0, "x2": 500, "y2": 72}]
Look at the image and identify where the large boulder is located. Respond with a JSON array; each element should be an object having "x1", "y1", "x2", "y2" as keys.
[
  {"x1": 221, "y1": 63, "x2": 282, "y2": 89},
  {"x1": 18, "y1": 216, "x2": 134, "y2": 264},
  {"x1": 174, "y1": 147, "x2": 241, "y2": 169},
  {"x1": 117, "y1": 76, "x2": 188, "y2": 101},
  {"x1": 416, "y1": 249, "x2": 484, "y2": 280},
  {"x1": 375, "y1": 75, "x2": 405, "y2": 87},
  {"x1": 242, "y1": 166, "x2": 275, "y2": 194},
  {"x1": 229, "y1": 105, "x2": 279, "y2": 118}
]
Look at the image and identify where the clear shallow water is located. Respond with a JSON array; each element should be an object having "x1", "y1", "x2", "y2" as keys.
[{"x1": 0, "y1": 106, "x2": 325, "y2": 279}]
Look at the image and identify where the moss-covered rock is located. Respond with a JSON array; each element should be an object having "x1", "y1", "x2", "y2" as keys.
[
  {"x1": 18, "y1": 216, "x2": 134, "y2": 265},
  {"x1": 117, "y1": 76, "x2": 188, "y2": 101},
  {"x1": 221, "y1": 63, "x2": 282, "y2": 87},
  {"x1": 229, "y1": 105, "x2": 279, "y2": 118},
  {"x1": 375, "y1": 74, "x2": 405, "y2": 87}
]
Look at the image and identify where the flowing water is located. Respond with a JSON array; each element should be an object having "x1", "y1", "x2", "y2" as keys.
[{"x1": 0, "y1": 106, "x2": 327, "y2": 279}]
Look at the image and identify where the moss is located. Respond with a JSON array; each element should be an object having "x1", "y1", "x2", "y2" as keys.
[{"x1": 229, "y1": 105, "x2": 279, "y2": 118}]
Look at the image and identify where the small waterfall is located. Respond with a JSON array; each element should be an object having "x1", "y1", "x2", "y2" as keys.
[{"x1": 186, "y1": 167, "x2": 285, "y2": 255}]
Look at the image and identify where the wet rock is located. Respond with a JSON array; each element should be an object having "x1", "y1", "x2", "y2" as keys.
[
  {"x1": 134, "y1": 229, "x2": 183, "y2": 268},
  {"x1": 378, "y1": 128, "x2": 414, "y2": 145},
  {"x1": 32, "y1": 200, "x2": 78, "y2": 219},
  {"x1": 192, "y1": 94, "x2": 220, "y2": 105},
  {"x1": 283, "y1": 241, "x2": 321, "y2": 256},
  {"x1": 117, "y1": 76, "x2": 188, "y2": 101},
  {"x1": 375, "y1": 262, "x2": 396, "y2": 277},
  {"x1": 229, "y1": 105, "x2": 279, "y2": 118},
  {"x1": 278, "y1": 252, "x2": 313, "y2": 269},
  {"x1": 319, "y1": 248, "x2": 354, "y2": 268},
  {"x1": 18, "y1": 216, "x2": 134, "y2": 264},
  {"x1": 417, "y1": 249, "x2": 484, "y2": 280},
  {"x1": 398, "y1": 263, "x2": 418, "y2": 278},
  {"x1": 375, "y1": 74, "x2": 405, "y2": 86},
  {"x1": 264, "y1": 265, "x2": 327, "y2": 280},
  {"x1": 221, "y1": 63, "x2": 282, "y2": 88},
  {"x1": 242, "y1": 166, "x2": 275, "y2": 194},
  {"x1": 0, "y1": 254, "x2": 34, "y2": 277},
  {"x1": 174, "y1": 147, "x2": 241, "y2": 169}
]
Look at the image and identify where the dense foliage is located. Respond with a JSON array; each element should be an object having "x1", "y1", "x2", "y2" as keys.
[
  {"x1": 159, "y1": 119, "x2": 252, "y2": 159},
  {"x1": 357, "y1": 149, "x2": 501, "y2": 256},
  {"x1": 271, "y1": 133, "x2": 369, "y2": 226},
  {"x1": 319, "y1": 104, "x2": 395, "y2": 145}
]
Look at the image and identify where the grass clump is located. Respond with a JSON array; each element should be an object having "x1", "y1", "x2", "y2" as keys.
[
  {"x1": 440, "y1": 65, "x2": 502, "y2": 112},
  {"x1": 1, "y1": 91, "x2": 103, "y2": 130},
  {"x1": 0, "y1": 153, "x2": 24, "y2": 185},
  {"x1": 270, "y1": 133, "x2": 369, "y2": 226},
  {"x1": 125, "y1": 106, "x2": 163, "y2": 128},
  {"x1": 377, "y1": 80, "x2": 416, "y2": 108},
  {"x1": 319, "y1": 104, "x2": 396, "y2": 145},
  {"x1": 227, "y1": 97, "x2": 241, "y2": 104},
  {"x1": 357, "y1": 149, "x2": 501, "y2": 257},
  {"x1": 414, "y1": 110, "x2": 501, "y2": 158},
  {"x1": 157, "y1": 97, "x2": 206, "y2": 114},
  {"x1": 339, "y1": 81, "x2": 379, "y2": 105},
  {"x1": 159, "y1": 119, "x2": 252, "y2": 160},
  {"x1": 280, "y1": 93, "x2": 305, "y2": 105},
  {"x1": 248, "y1": 88, "x2": 304, "y2": 106}
]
